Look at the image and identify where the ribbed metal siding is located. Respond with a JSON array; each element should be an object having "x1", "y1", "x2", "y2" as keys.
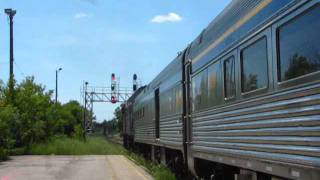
[
  {"x1": 160, "y1": 113, "x2": 183, "y2": 148},
  {"x1": 191, "y1": 83, "x2": 320, "y2": 169},
  {"x1": 124, "y1": 104, "x2": 133, "y2": 136},
  {"x1": 190, "y1": 0, "x2": 298, "y2": 72},
  {"x1": 124, "y1": 113, "x2": 129, "y2": 135},
  {"x1": 134, "y1": 91, "x2": 155, "y2": 144},
  {"x1": 190, "y1": 0, "x2": 266, "y2": 57},
  {"x1": 134, "y1": 118, "x2": 155, "y2": 143},
  {"x1": 204, "y1": 0, "x2": 264, "y2": 45}
]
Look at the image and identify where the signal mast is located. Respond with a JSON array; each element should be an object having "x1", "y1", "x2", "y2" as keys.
[
  {"x1": 81, "y1": 73, "x2": 139, "y2": 132},
  {"x1": 111, "y1": 73, "x2": 117, "y2": 104}
]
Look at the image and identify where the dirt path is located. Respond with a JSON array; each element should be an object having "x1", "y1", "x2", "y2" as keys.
[{"x1": 0, "y1": 155, "x2": 153, "y2": 180}]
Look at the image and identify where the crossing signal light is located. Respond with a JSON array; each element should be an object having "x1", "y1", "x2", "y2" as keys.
[{"x1": 111, "y1": 95, "x2": 117, "y2": 104}]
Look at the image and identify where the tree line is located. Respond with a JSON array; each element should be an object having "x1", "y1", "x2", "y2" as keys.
[
  {"x1": 94, "y1": 106, "x2": 123, "y2": 136},
  {"x1": 0, "y1": 77, "x2": 85, "y2": 160}
]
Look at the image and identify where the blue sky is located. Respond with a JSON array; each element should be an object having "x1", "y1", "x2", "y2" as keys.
[{"x1": 0, "y1": 0, "x2": 231, "y2": 122}]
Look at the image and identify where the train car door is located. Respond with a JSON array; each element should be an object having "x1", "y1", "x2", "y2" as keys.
[
  {"x1": 155, "y1": 89, "x2": 160, "y2": 139},
  {"x1": 183, "y1": 60, "x2": 196, "y2": 175}
]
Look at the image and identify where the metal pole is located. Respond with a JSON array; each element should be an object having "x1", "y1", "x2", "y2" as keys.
[
  {"x1": 55, "y1": 68, "x2": 62, "y2": 104},
  {"x1": 89, "y1": 94, "x2": 94, "y2": 132},
  {"x1": 4, "y1": 9, "x2": 16, "y2": 102},
  {"x1": 55, "y1": 70, "x2": 58, "y2": 104},
  {"x1": 9, "y1": 14, "x2": 14, "y2": 88},
  {"x1": 83, "y1": 82, "x2": 88, "y2": 133}
]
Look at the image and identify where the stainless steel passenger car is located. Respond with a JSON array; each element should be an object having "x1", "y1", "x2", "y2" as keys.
[
  {"x1": 122, "y1": 86, "x2": 145, "y2": 149},
  {"x1": 133, "y1": 56, "x2": 185, "y2": 165},
  {"x1": 122, "y1": 0, "x2": 320, "y2": 179}
]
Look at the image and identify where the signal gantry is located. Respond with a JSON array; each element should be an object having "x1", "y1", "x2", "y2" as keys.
[{"x1": 81, "y1": 74, "x2": 139, "y2": 132}]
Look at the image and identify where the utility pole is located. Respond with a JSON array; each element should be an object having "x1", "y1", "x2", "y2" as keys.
[
  {"x1": 55, "y1": 68, "x2": 62, "y2": 104},
  {"x1": 4, "y1": 9, "x2": 16, "y2": 102},
  {"x1": 83, "y1": 81, "x2": 88, "y2": 133}
]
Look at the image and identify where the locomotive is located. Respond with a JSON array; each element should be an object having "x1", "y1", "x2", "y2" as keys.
[{"x1": 122, "y1": 0, "x2": 320, "y2": 179}]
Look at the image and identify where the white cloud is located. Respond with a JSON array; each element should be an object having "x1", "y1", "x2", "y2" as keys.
[
  {"x1": 74, "y1": 12, "x2": 91, "y2": 19},
  {"x1": 151, "y1": 13, "x2": 182, "y2": 23}
]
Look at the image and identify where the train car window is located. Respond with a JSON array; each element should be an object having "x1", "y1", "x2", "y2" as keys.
[
  {"x1": 175, "y1": 86, "x2": 183, "y2": 113},
  {"x1": 169, "y1": 89, "x2": 175, "y2": 114},
  {"x1": 146, "y1": 104, "x2": 149, "y2": 119},
  {"x1": 140, "y1": 109, "x2": 142, "y2": 118},
  {"x1": 142, "y1": 107, "x2": 144, "y2": 118},
  {"x1": 160, "y1": 93, "x2": 164, "y2": 116},
  {"x1": 277, "y1": 5, "x2": 320, "y2": 82},
  {"x1": 168, "y1": 95, "x2": 172, "y2": 113},
  {"x1": 224, "y1": 56, "x2": 236, "y2": 99},
  {"x1": 159, "y1": 93, "x2": 164, "y2": 116},
  {"x1": 166, "y1": 91, "x2": 170, "y2": 114},
  {"x1": 208, "y1": 62, "x2": 222, "y2": 107},
  {"x1": 192, "y1": 69, "x2": 208, "y2": 112},
  {"x1": 241, "y1": 37, "x2": 268, "y2": 93},
  {"x1": 160, "y1": 90, "x2": 174, "y2": 116}
]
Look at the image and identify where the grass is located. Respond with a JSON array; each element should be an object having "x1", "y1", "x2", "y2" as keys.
[
  {"x1": 128, "y1": 152, "x2": 176, "y2": 180},
  {"x1": 28, "y1": 135, "x2": 176, "y2": 180},
  {"x1": 28, "y1": 136, "x2": 126, "y2": 155},
  {"x1": 0, "y1": 148, "x2": 9, "y2": 161}
]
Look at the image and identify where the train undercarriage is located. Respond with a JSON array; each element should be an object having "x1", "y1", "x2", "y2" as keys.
[{"x1": 124, "y1": 138, "x2": 289, "y2": 180}]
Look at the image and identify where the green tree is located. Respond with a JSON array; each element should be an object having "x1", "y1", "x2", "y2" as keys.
[
  {"x1": 114, "y1": 107, "x2": 123, "y2": 133},
  {"x1": 59, "y1": 101, "x2": 84, "y2": 136},
  {"x1": 0, "y1": 105, "x2": 17, "y2": 160},
  {"x1": 0, "y1": 76, "x2": 86, "y2": 159},
  {"x1": 12, "y1": 77, "x2": 53, "y2": 147},
  {"x1": 0, "y1": 81, "x2": 15, "y2": 159}
]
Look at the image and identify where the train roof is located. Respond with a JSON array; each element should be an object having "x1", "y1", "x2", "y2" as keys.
[
  {"x1": 126, "y1": 86, "x2": 146, "y2": 104},
  {"x1": 187, "y1": 0, "x2": 298, "y2": 72},
  {"x1": 139, "y1": 0, "x2": 299, "y2": 94},
  {"x1": 148, "y1": 54, "x2": 183, "y2": 91}
]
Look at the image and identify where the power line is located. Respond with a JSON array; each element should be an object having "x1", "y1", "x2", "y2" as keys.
[{"x1": 14, "y1": 61, "x2": 26, "y2": 78}]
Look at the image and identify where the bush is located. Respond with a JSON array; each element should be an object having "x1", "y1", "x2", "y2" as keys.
[
  {"x1": 0, "y1": 105, "x2": 16, "y2": 160},
  {"x1": 0, "y1": 148, "x2": 8, "y2": 161},
  {"x1": 0, "y1": 77, "x2": 86, "y2": 159},
  {"x1": 73, "y1": 124, "x2": 85, "y2": 141},
  {"x1": 127, "y1": 152, "x2": 176, "y2": 180}
]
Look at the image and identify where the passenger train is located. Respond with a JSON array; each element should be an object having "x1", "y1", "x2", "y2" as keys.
[{"x1": 121, "y1": 0, "x2": 320, "y2": 179}]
